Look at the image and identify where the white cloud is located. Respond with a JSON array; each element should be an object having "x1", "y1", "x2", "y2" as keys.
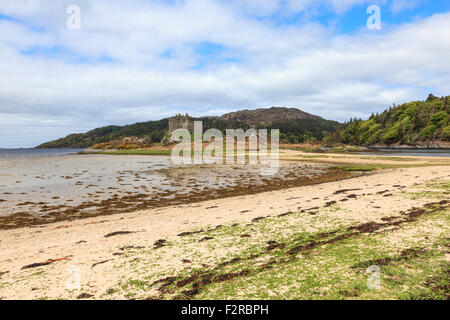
[
  {"x1": 390, "y1": 0, "x2": 421, "y2": 14},
  {"x1": 0, "y1": 1, "x2": 449, "y2": 147}
]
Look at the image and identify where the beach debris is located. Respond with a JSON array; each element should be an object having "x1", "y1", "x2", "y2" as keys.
[
  {"x1": 119, "y1": 245, "x2": 145, "y2": 251},
  {"x1": 205, "y1": 206, "x2": 219, "y2": 209},
  {"x1": 199, "y1": 236, "x2": 214, "y2": 242},
  {"x1": 182, "y1": 259, "x2": 192, "y2": 264},
  {"x1": 92, "y1": 259, "x2": 113, "y2": 269},
  {"x1": 177, "y1": 229, "x2": 204, "y2": 237},
  {"x1": 324, "y1": 200, "x2": 337, "y2": 207},
  {"x1": 240, "y1": 234, "x2": 251, "y2": 238},
  {"x1": 55, "y1": 225, "x2": 70, "y2": 229},
  {"x1": 84, "y1": 220, "x2": 107, "y2": 225},
  {"x1": 240, "y1": 210, "x2": 251, "y2": 213},
  {"x1": 351, "y1": 248, "x2": 426, "y2": 269},
  {"x1": 0, "y1": 271, "x2": 9, "y2": 278},
  {"x1": 207, "y1": 225, "x2": 223, "y2": 232},
  {"x1": 259, "y1": 260, "x2": 278, "y2": 270},
  {"x1": 21, "y1": 257, "x2": 70, "y2": 270},
  {"x1": 75, "y1": 240, "x2": 87, "y2": 244},
  {"x1": 17, "y1": 201, "x2": 35, "y2": 206},
  {"x1": 77, "y1": 293, "x2": 94, "y2": 299},
  {"x1": 218, "y1": 257, "x2": 241, "y2": 268},
  {"x1": 104, "y1": 231, "x2": 134, "y2": 238},
  {"x1": 333, "y1": 188, "x2": 362, "y2": 195},
  {"x1": 153, "y1": 239, "x2": 167, "y2": 249},
  {"x1": 181, "y1": 288, "x2": 199, "y2": 297},
  {"x1": 266, "y1": 240, "x2": 285, "y2": 251},
  {"x1": 251, "y1": 216, "x2": 265, "y2": 222},
  {"x1": 167, "y1": 269, "x2": 251, "y2": 299}
]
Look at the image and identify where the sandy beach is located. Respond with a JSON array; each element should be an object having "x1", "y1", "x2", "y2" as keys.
[{"x1": 0, "y1": 152, "x2": 449, "y2": 300}]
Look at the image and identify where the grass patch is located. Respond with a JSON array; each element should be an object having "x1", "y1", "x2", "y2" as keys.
[{"x1": 139, "y1": 200, "x2": 449, "y2": 300}]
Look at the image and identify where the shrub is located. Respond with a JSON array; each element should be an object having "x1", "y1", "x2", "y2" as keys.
[
  {"x1": 442, "y1": 125, "x2": 450, "y2": 140},
  {"x1": 419, "y1": 124, "x2": 437, "y2": 139},
  {"x1": 430, "y1": 111, "x2": 448, "y2": 125},
  {"x1": 382, "y1": 127, "x2": 400, "y2": 143}
]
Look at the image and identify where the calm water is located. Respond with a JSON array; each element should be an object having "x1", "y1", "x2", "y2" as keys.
[
  {"x1": 357, "y1": 148, "x2": 450, "y2": 158},
  {"x1": 0, "y1": 148, "x2": 85, "y2": 158},
  {"x1": 0, "y1": 152, "x2": 174, "y2": 216},
  {"x1": 2, "y1": 148, "x2": 449, "y2": 158}
]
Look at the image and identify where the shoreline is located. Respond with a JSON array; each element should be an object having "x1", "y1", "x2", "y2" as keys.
[{"x1": 1, "y1": 151, "x2": 449, "y2": 230}]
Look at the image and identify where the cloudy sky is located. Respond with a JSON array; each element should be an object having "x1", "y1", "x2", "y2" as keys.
[{"x1": 0, "y1": 0, "x2": 449, "y2": 147}]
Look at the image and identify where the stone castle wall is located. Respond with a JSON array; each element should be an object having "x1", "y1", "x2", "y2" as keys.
[{"x1": 169, "y1": 115, "x2": 194, "y2": 132}]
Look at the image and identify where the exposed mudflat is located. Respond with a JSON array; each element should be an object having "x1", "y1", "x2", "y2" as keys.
[{"x1": 0, "y1": 153, "x2": 352, "y2": 229}]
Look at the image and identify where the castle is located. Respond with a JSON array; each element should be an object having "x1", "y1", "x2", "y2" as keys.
[{"x1": 168, "y1": 113, "x2": 194, "y2": 132}]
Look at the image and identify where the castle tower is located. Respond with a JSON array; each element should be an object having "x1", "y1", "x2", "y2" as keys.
[{"x1": 168, "y1": 113, "x2": 194, "y2": 132}]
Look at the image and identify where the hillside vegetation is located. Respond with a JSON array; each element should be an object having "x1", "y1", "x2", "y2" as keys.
[
  {"x1": 37, "y1": 96, "x2": 450, "y2": 149},
  {"x1": 37, "y1": 119, "x2": 168, "y2": 148},
  {"x1": 332, "y1": 95, "x2": 450, "y2": 146},
  {"x1": 37, "y1": 108, "x2": 340, "y2": 148}
]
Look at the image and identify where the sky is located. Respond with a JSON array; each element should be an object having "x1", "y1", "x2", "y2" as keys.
[{"x1": 0, "y1": 0, "x2": 450, "y2": 148}]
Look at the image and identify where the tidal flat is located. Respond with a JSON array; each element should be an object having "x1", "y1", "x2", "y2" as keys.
[{"x1": 0, "y1": 153, "x2": 352, "y2": 229}]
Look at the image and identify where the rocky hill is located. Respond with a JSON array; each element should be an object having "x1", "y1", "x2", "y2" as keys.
[{"x1": 219, "y1": 107, "x2": 320, "y2": 126}]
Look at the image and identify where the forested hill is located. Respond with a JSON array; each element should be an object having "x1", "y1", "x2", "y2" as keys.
[
  {"x1": 37, "y1": 119, "x2": 169, "y2": 148},
  {"x1": 36, "y1": 107, "x2": 340, "y2": 148},
  {"x1": 331, "y1": 95, "x2": 450, "y2": 146}
]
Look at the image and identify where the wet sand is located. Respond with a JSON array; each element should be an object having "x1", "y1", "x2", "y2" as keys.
[{"x1": 0, "y1": 153, "x2": 353, "y2": 229}]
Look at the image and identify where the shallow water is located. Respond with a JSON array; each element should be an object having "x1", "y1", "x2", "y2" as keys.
[
  {"x1": 0, "y1": 152, "x2": 332, "y2": 226},
  {"x1": 356, "y1": 148, "x2": 450, "y2": 158},
  {"x1": 0, "y1": 148, "x2": 85, "y2": 158},
  {"x1": 0, "y1": 154, "x2": 172, "y2": 215}
]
